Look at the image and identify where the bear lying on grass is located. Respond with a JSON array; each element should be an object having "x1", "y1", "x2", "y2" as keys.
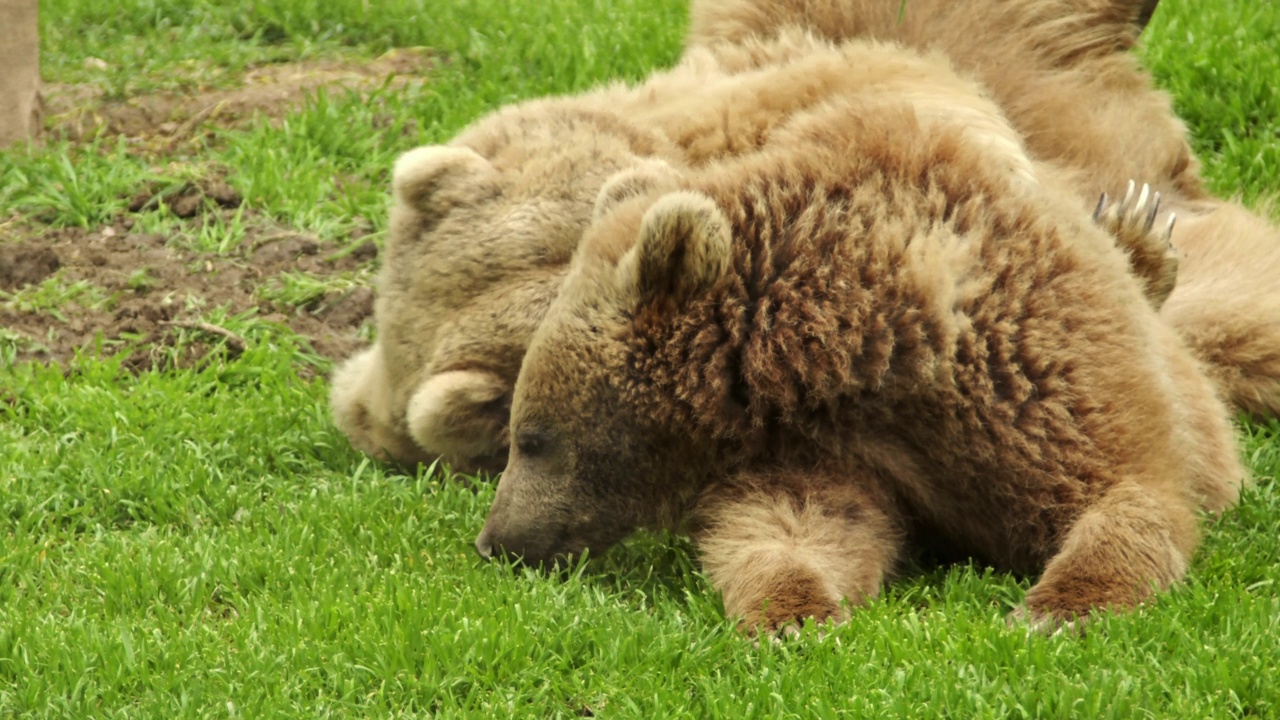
[
  {"x1": 330, "y1": 0, "x2": 1267, "y2": 472},
  {"x1": 473, "y1": 61, "x2": 1247, "y2": 632},
  {"x1": 689, "y1": 0, "x2": 1280, "y2": 417}
]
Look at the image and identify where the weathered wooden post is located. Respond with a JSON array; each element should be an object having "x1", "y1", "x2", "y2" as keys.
[{"x1": 0, "y1": 0, "x2": 41, "y2": 147}]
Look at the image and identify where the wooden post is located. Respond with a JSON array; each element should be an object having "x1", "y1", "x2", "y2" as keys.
[{"x1": 0, "y1": 0, "x2": 41, "y2": 147}]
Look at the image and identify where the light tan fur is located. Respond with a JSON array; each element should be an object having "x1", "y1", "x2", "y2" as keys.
[
  {"x1": 477, "y1": 59, "x2": 1247, "y2": 632},
  {"x1": 688, "y1": 0, "x2": 1203, "y2": 202},
  {"x1": 329, "y1": 96, "x2": 687, "y2": 472},
  {"x1": 693, "y1": 470, "x2": 903, "y2": 633},
  {"x1": 329, "y1": 344, "x2": 431, "y2": 465}
]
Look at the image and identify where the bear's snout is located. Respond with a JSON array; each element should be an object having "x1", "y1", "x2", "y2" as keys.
[
  {"x1": 474, "y1": 510, "x2": 582, "y2": 568},
  {"x1": 472, "y1": 522, "x2": 557, "y2": 567},
  {"x1": 474, "y1": 529, "x2": 494, "y2": 560}
]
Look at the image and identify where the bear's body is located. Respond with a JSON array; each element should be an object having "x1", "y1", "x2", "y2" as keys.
[
  {"x1": 332, "y1": 12, "x2": 1208, "y2": 471},
  {"x1": 690, "y1": 0, "x2": 1280, "y2": 416},
  {"x1": 476, "y1": 57, "x2": 1246, "y2": 629},
  {"x1": 690, "y1": 0, "x2": 1203, "y2": 204}
]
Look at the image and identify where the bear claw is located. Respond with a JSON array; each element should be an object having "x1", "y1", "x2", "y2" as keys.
[
  {"x1": 1091, "y1": 179, "x2": 1180, "y2": 309},
  {"x1": 1007, "y1": 606, "x2": 1083, "y2": 636},
  {"x1": 1093, "y1": 180, "x2": 1175, "y2": 241}
]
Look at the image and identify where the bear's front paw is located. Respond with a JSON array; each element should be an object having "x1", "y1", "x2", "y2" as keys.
[
  {"x1": 1092, "y1": 179, "x2": 1179, "y2": 309},
  {"x1": 1006, "y1": 604, "x2": 1085, "y2": 636},
  {"x1": 735, "y1": 572, "x2": 849, "y2": 641}
]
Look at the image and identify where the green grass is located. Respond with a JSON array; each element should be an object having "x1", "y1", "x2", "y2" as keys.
[
  {"x1": 256, "y1": 268, "x2": 375, "y2": 311},
  {"x1": 3, "y1": 0, "x2": 1280, "y2": 717},
  {"x1": 1144, "y1": 3, "x2": 1280, "y2": 202}
]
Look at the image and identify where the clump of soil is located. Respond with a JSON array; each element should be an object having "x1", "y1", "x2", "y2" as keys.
[
  {"x1": 42, "y1": 49, "x2": 434, "y2": 146},
  {"x1": 128, "y1": 177, "x2": 244, "y2": 218},
  {"x1": 0, "y1": 245, "x2": 60, "y2": 291},
  {"x1": 1, "y1": 218, "x2": 378, "y2": 372}
]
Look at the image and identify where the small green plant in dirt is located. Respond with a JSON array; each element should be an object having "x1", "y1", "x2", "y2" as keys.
[
  {"x1": 0, "y1": 327, "x2": 51, "y2": 366},
  {"x1": 257, "y1": 268, "x2": 374, "y2": 311},
  {"x1": 1, "y1": 140, "x2": 150, "y2": 228},
  {"x1": 188, "y1": 205, "x2": 251, "y2": 254},
  {"x1": 125, "y1": 267, "x2": 160, "y2": 293},
  {"x1": 1, "y1": 273, "x2": 115, "y2": 322},
  {"x1": 165, "y1": 305, "x2": 329, "y2": 368}
]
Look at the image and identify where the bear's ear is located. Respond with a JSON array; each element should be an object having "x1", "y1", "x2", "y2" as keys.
[
  {"x1": 624, "y1": 191, "x2": 732, "y2": 305},
  {"x1": 592, "y1": 160, "x2": 679, "y2": 224},
  {"x1": 392, "y1": 146, "x2": 498, "y2": 216},
  {"x1": 406, "y1": 369, "x2": 510, "y2": 467}
]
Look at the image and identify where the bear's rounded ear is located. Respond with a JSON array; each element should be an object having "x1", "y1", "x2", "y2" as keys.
[
  {"x1": 592, "y1": 160, "x2": 679, "y2": 224},
  {"x1": 392, "y1": 146, "x2": 498, "y2": 216},
  {"x1": 624, "y1": 191, "x2": 732, "y2": 305},
  {"x1": 406, "y1": 369, "x2": 510, "y2": 470}
]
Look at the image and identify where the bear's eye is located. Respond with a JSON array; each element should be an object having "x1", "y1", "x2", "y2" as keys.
[{"x1": 515, "y1": 428, "x2": 551, "y2": 458}]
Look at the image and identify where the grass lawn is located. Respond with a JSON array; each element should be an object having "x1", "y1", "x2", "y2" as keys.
[{"x1": 3, "y1": 0, "x2": 1279, "y2": 716}]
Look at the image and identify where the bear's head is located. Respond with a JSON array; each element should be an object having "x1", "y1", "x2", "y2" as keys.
[
  {"x1": 331, "y1": 98, "x2": 683, "y2": 474},
  {"x1": 476, "y1": 187, "x2": 735, "y2": 565}
]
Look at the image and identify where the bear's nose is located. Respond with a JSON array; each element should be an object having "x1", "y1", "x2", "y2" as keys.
[{"x1": 474, "y1": 530, "x2": 494, "y2": 561}]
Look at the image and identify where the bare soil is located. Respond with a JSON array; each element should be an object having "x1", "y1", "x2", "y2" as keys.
[
  {"x1": 1, "y1": 184, "x2": 377, "y2": 373},
  {"x1": 1, "y1": 53, "x2": 425, "y2": 373},
  {"x1": 42, "y1": 50, "x2": 433, "y2": 147}
]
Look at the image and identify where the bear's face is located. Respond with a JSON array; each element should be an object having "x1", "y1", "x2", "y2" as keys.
[
  {"x1": 476, "y1": 190, "x2": 734, "y2": 565},
  {"x1": 355, "y1": 102, "x2": 684, "y2": 473},
  {"x1": 476, "y1": 327, "x2": 649, "y2": 564}
]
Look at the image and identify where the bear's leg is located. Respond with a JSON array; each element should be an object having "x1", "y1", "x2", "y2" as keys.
[
  {"x1": 690, "y1": 470, "x2": 903, "y2": 637},
  {"x1": 329, "y1": 345, "x2": 431, "y2": 466},
  {"x1": 1016, "y1": 479, "x2": 1198, "y2": 630},
  {"x1": 1091, "y1": 180, "x2": 1180, "y2": 309},
  {"x1": 1160, "y1": 201, "x2": 1280, "y2": 417}
]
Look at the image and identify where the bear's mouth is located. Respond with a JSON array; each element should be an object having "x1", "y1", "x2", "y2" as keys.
[{"x1": 476, "y1": 523, "x2": 586, "y2": 570}]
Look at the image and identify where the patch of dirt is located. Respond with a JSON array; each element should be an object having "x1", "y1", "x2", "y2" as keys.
[
  {"x1": 0, "y1": 245, "x2": 60, "y2": 291},
  {"x1": 42, "y1": 49, "x2": 433, "y2": 146},
  {"x1": 3, "y1": 51, "x2": 419, "y2": 373},
  {"x1": 1, "y1": 217, "x2": 378, "y2": 373}
]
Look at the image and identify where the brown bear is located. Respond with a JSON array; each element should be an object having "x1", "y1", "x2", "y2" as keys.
[
  {"x1": 473, "y1": 50, "x2": 1247, "y2": 633},
  {"x1": 331, "y1": 17, "x2": 1190, "y2": 472},
  {"x1": 688, "y1": 0, "x2": 1280, "y2": 416}
]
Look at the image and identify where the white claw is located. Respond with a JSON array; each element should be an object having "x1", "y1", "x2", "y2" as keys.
[
  {"x1": 1133, "y1": 183, "x2": 1151, "y2": 220},
  {"x1": 1144, "y1": 191, "x2": 1161, "y2": 233},
  {"x1": 1093, "y1": 192, "x2": 1108, "y2": 221},
  {"x1": 1165, "y1": 212, "x2": 1177, "y2": 240},
  {"x1": 1120, "y1": 179, "x2": 1137, "y2": 212}
]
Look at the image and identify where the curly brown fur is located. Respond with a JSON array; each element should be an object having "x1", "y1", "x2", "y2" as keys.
[
  {"x1": 478, "y1": 66, "x2": 1246, "y2": 632},
  {"x1": 688, "y1": 0, "x2": 1280, "y2": 417},
  {"x1": 332, "y1": 23, "x2": 1193, "y2": 471}
]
